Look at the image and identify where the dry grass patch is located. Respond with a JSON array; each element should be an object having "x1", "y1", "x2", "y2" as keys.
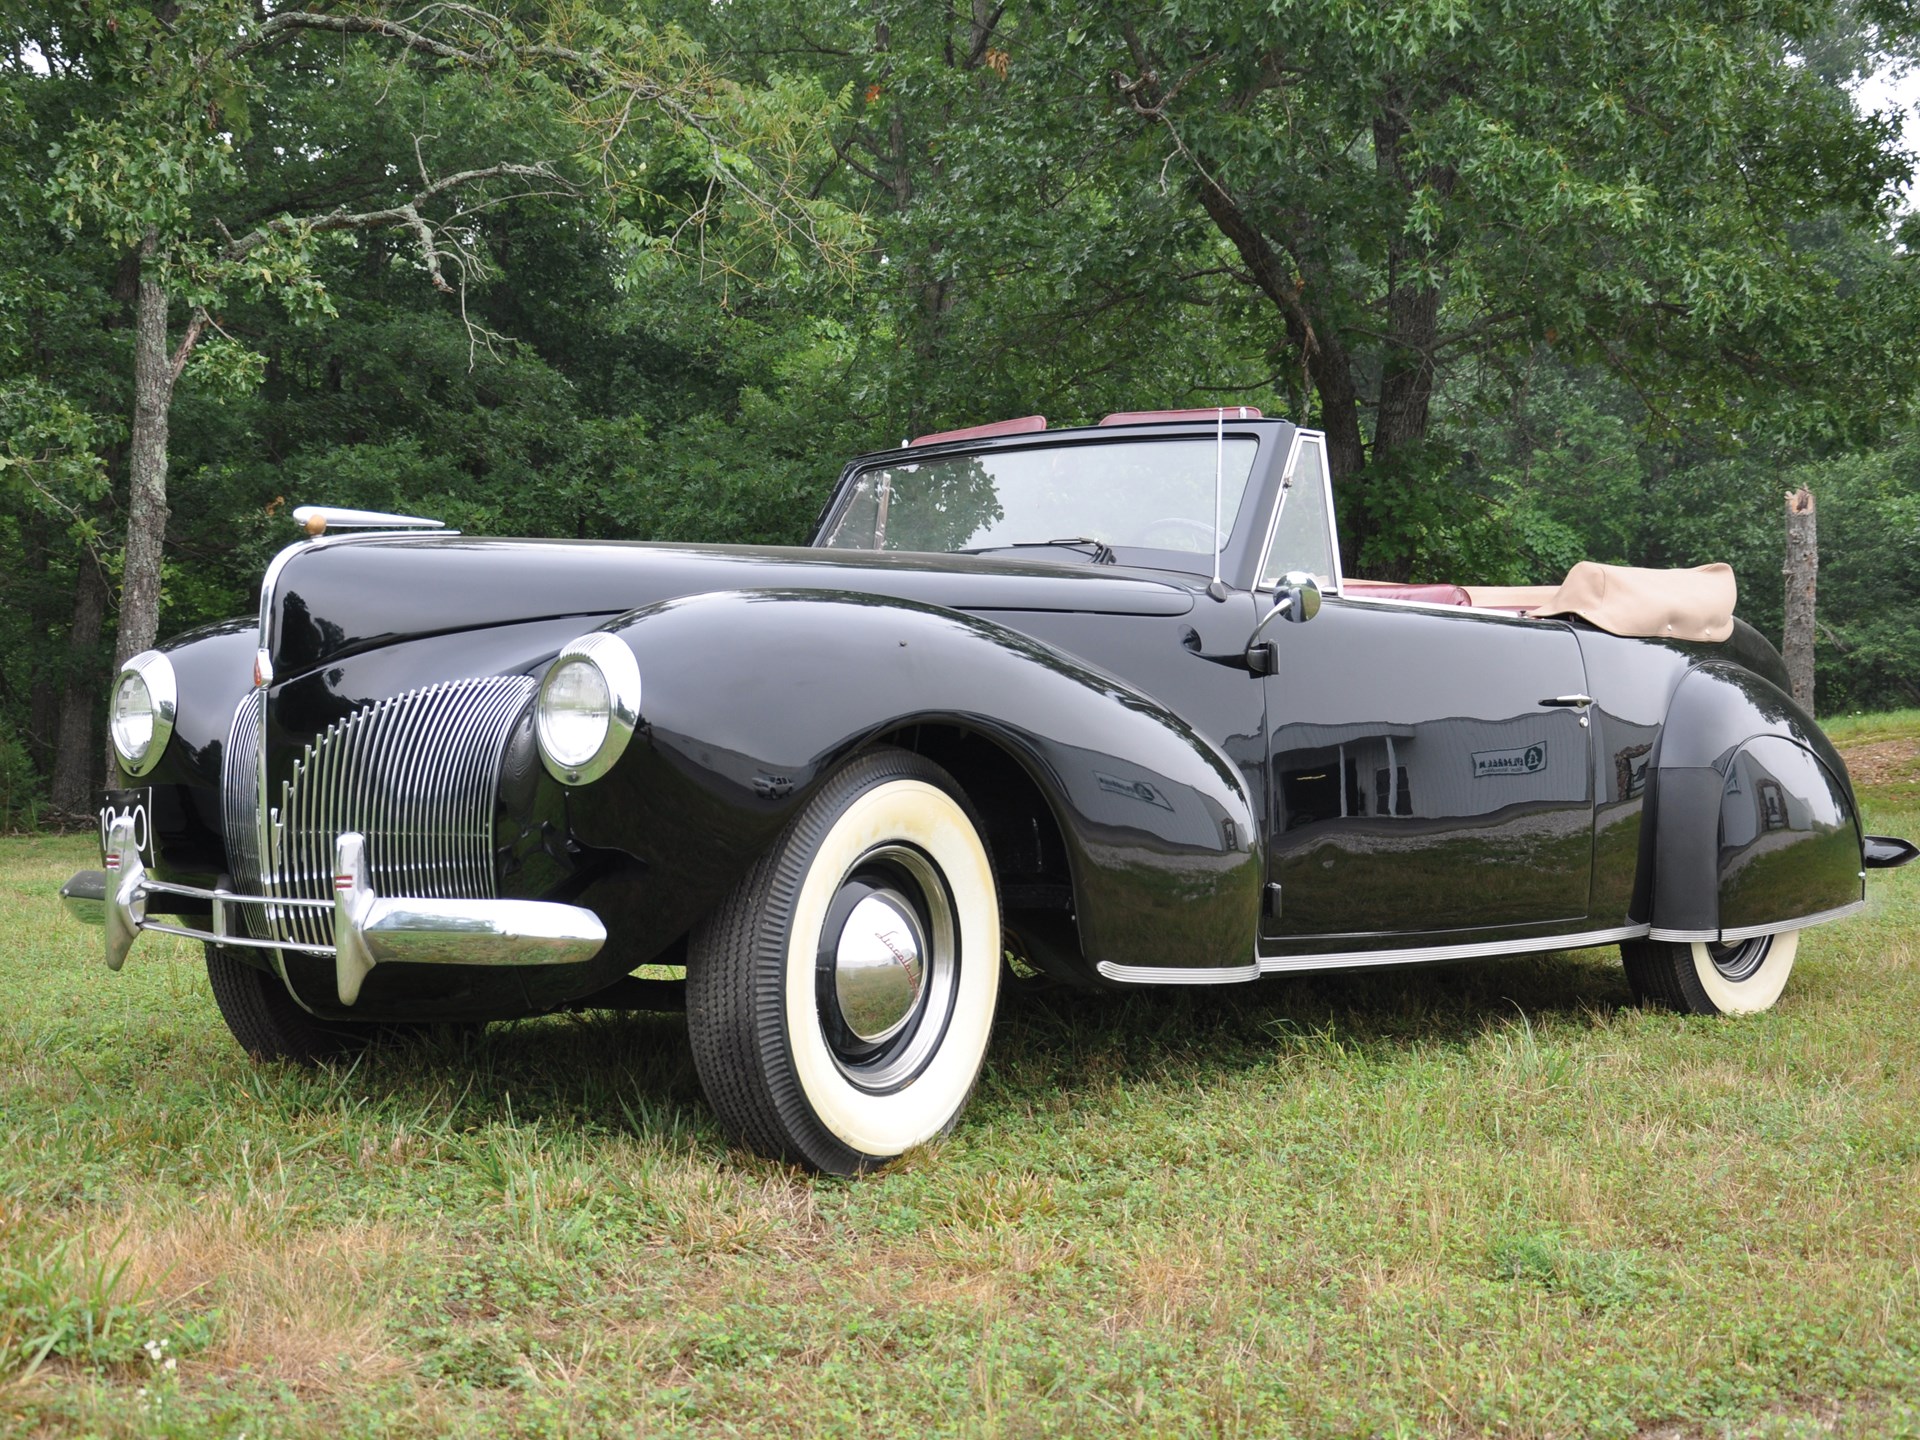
[
  {"x1": 1837, "y1": 737, "x2": 1920, "y2": 786},
  {"x1": 101, "y1": 1203, "x2": 409, "y2": 1390}
]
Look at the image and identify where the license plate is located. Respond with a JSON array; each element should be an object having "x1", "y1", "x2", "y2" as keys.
[{"x1": 98, "y1": 789, "x2": 155, "y2": 869}]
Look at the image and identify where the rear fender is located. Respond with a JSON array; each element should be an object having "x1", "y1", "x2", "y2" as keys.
[
  {"x1": 1646, "y1": 664, "x2": 1863, "y2": 940},
  {"x1": 564, "y1": 589, "x2": 1261, "y2": 976}
]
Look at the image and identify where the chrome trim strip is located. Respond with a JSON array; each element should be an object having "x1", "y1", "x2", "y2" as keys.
[
  {"x1": 1716, "y1": 901, "x2": 1865, "y2": 943},
  {"x1": 1095, "y1": 924, "x2": 1652, "y2": 985},
  {"x1": 1256, "y1": 924, "x2": 1651, "y2": 974},
  {"x1": 1646, "y1": 927, "x2": 1717, "y2": 942},
  {"x1": 1095, "y1": 959, "x2": 1262, "y2": 986},
  {"x1": 291, "y1": 505, "x2": 443, "y2": 532},
  {"x1": 139, "y1": 921, "x2": 336, "y2": 957},
  {"x1": 1340, "y1": 593, "x2": 1576, "y2": 621},
  {"x1": 137, "y1": 875, "x2": 330, "y2": 910}
]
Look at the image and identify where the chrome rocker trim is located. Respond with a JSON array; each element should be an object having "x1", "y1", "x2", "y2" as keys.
[
  {"x1": 94, "y1": 816, "x2": 606, "y2": 1007},
  {"x1": 1654, "y1": 899, "x2": 1867, "y2": 945},
  {"x1": 1096, "y1": 923, "x2": 1655, "y2": 986},
  {"x1": 1100, "y1": 900, "x2": 1874, "y2": 985}
]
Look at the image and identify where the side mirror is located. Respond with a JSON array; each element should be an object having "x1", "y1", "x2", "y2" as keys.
[
  {"x1": 1276, "y1": 571, "x2": 1321, "y2": 625},
  {"x1": 1245, "y1": 572, "x2": 1321, "y2": 676}
]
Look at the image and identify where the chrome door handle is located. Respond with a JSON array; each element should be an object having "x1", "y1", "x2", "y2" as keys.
[{"x1": 1538, "y1": 694, "x2": 1594, "y2": 708}]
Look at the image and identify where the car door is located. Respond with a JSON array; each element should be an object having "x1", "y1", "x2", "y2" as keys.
[{"x1": 1254, "y1": 434, "x2": 1595, "y2": 947}]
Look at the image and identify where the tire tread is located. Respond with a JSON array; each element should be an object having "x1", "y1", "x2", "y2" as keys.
[
  {"x1": 204, "y1": 944, "x2": 368, "y2": 1064},
  {"x1": 686, "y1": 747, "x2": 995, "y2": 1173}
]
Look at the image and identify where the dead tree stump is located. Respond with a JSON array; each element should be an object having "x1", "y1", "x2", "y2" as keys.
[{"x1": 1784, "y1": 488, "x2": 1817, "y2": 714}]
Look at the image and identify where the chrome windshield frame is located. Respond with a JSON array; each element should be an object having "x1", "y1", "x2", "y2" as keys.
[
  {"x1": 815, "y1": 429, "x2": 1278, "y2": 578},
  {"x1": 1252, "y1": 428, "x2": 1343, "y2": 597}
]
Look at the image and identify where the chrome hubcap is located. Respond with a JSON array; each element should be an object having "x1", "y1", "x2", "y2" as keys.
[
  {"x1": 1706, "y1": 935, "x2": 1770, "y2": 982},
  {"x1": 815, "y1": 843, "x2": 959, "y2": 1092},
  {"x1": 833, "y1": 890, "x2": 927, "y2": 1043}
]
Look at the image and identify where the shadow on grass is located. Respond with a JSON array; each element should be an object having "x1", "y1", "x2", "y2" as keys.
[
  {"x1": 307, "y1": 945, "x2": 1635, "y2": 1150},
  {"x1": 985, "y1": 946, "x2": 1633, "y2": 1089}
]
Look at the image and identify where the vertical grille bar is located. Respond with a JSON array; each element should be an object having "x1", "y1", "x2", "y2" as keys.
[{"x1": 222, "y1": 690, "x2": 266, "y2": 937}]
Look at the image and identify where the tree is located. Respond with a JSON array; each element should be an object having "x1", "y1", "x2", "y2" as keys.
[
  {"x1": 1084, "y1": 0, "x2": 1920, "y2": 574},
  {"x1": 677, "y1": 0, "x2": 1289, "y2": 441},
  {"x1": 5, "y1": 0, "x2": 848, "y2": 814},
  {"x1": 11, "y1": 0, "x2": 850, "y2": 808}
]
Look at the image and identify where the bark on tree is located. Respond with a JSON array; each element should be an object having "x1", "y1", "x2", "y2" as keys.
[
  {"x1": 1783, "y1": 487, "x2": 1818, "y2": 714},
  {"x1": 50, "y1": 560, "x2": 109, "y2": 823},
  {"x1": 115, "y1": 234, "x2": 175, "y2": 670}
]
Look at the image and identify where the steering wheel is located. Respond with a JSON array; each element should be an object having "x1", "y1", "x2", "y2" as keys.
[{"x1": 1137, "y1": 516, "x2": 1219, "y2": 552}]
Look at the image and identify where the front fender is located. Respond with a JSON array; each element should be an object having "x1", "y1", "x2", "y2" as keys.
[
  {"x1": 116, "y1": 617, "x2": 259, "y2": 889},
  {"x1": 564, "y1": 589, "x2": 1261, "y2": 974},
  {"x1": 1646, "y1": 663, "x2": 1863, "y2": 939}
]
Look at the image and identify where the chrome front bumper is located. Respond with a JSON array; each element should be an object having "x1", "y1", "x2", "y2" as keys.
[{"x1": 66, "y1": 816, "x2": 606, "y2": 1006}]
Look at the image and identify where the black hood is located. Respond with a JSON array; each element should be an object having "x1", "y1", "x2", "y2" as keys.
[{"x1": 267, "y1": 537, "x2": 1198, "y2": 677}]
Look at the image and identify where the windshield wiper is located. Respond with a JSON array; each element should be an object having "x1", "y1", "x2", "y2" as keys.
[{"x1": 985, "y1": 537, "x2": 1117, "y2": 565}]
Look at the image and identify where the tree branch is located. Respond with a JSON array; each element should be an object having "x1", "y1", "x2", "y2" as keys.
[
  {"x1": 222, "y1": 161, "x2": 569, "y2": 296},
  {"x1": 228, "y1": 9, "x2": 825, "y2": 250},
  {"x1": 167, "y1": 307, "x2": 209, "y2": 383}
]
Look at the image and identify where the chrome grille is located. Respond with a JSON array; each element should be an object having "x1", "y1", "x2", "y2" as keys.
[
  {"x1": 222, "y1": 690, "x2": 267, "y2": 936},
  {"x1": 220, "y1": 676, "x2": 536, "y2": 951}
]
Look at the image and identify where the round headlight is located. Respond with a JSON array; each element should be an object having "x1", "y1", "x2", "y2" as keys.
[
  {"x1": 535, "y1": 633, "x2": 641, "y2": 785},
  {"x1": 109, "y1": 650, "x2": 177, "y2": 777},
  {"x1": 539, "y1": 659, "x2": 611, "y2": 767}
]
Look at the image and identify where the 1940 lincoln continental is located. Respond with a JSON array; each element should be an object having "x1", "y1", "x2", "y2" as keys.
[{"x1": 62, "y1": 410, "x2": 1917, "y2": 1173}]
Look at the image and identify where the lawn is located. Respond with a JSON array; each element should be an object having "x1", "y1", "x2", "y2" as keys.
[{"x1": 2, "y1": 727, "x2": 1918, "y2": 1439}]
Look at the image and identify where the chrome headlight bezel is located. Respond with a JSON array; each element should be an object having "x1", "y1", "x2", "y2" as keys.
[
  {"x1": 535, "y1": 633, "x2": 641, "y2": 785},
  {"x1": 109, "y1": 650, "x2": 178, "y2": 778}
]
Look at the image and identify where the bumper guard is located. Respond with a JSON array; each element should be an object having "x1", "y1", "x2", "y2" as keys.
[{"x1": 69, "y1": 816, "x2": 607, "y2": 1006}]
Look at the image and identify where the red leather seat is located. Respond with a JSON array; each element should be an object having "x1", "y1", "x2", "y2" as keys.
[{"x1": 1343, "y1": 579, "x2": 1473, "y2": 607}]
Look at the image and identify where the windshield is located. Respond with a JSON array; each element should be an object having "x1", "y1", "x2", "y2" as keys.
[{"x1": 820, "y1": 437, "x2": 1260, "y2": 561}]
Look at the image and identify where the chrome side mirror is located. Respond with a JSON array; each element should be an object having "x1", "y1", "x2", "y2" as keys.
[{"x1": 1246, "y1": 571, "x2": 1321, "y2": 675}]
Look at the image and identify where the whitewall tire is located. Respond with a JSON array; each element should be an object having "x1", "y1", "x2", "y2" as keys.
[
  {"x1": 1621, "y1": 931, "x2": 1799, "y2": 1016},
  {"x1": 686, "y1": 748, "x2": 1001, "y2": 1173}
]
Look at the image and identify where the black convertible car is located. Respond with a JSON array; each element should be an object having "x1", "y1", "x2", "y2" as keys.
[{"x1": 64, "y1": 410, "x2": 1914, "y2": 1172}]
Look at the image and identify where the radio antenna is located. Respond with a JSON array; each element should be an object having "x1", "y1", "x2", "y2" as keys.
[{"x1": 1208, "y1": 406, "x2": 1228, "y2": 600}]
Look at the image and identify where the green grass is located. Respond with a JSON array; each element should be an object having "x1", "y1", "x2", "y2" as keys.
[
  {"x1": 1821, "y1": 707, "x2": 1920, "y2": 748},
  {"x1": 2, "y1": 738, "x2": 1919, "y2": 1438}
]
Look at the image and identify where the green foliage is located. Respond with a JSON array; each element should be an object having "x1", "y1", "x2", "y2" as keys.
[
  {"x1": 0, "y1": 728, "x2": 42, "y2": 831},
  {"x1": 1443, "y1": 358, "x2": 1920, "y2": 711},
  {"x1": 3, "y1": 0, "x2": 1920, "y2": 796},
  {"x1": 0, "y1": 1234, "x2": 154, "y2": 1378}
]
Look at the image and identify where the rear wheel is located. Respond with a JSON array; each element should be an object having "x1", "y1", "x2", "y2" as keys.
[
  {"x1": 1621, "y1": 931, "x2": 1799, "y2": 1015},
  {"x1": 686, "y1": 748, "x2": 1001, "y2": 1174}
]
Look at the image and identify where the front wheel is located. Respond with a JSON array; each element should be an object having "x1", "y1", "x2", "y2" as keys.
[
  {"x1": 686, "y1": 748, "x2": 1002, "y2": 1174},
  {"x1": 205, "y1": 945, "x2": 480, "y2": 1063},
  {"x1": 1621, "y1": 931, "x2": 1799, "y2": 1015},
  {"x1": 205, "y1": 944, "x2": 377, "y2": 1063}
]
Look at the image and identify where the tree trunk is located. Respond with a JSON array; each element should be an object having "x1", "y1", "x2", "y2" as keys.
[
  {"x1": 116, "y1": 236, "x2": 176, "y2": 670},
  {"x1": 1783, "y1": 487, "x2": 1817, "y2": 714},
  {"x1": 1373, "y1": 283, "x2": 1441, "y2": 459},
  {"x1": 1192, "y1": 184, "x2": 1376, "y2": 569},
  {"x1": 50, "y1": 560, "x2": 110, "y2": 824}
]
